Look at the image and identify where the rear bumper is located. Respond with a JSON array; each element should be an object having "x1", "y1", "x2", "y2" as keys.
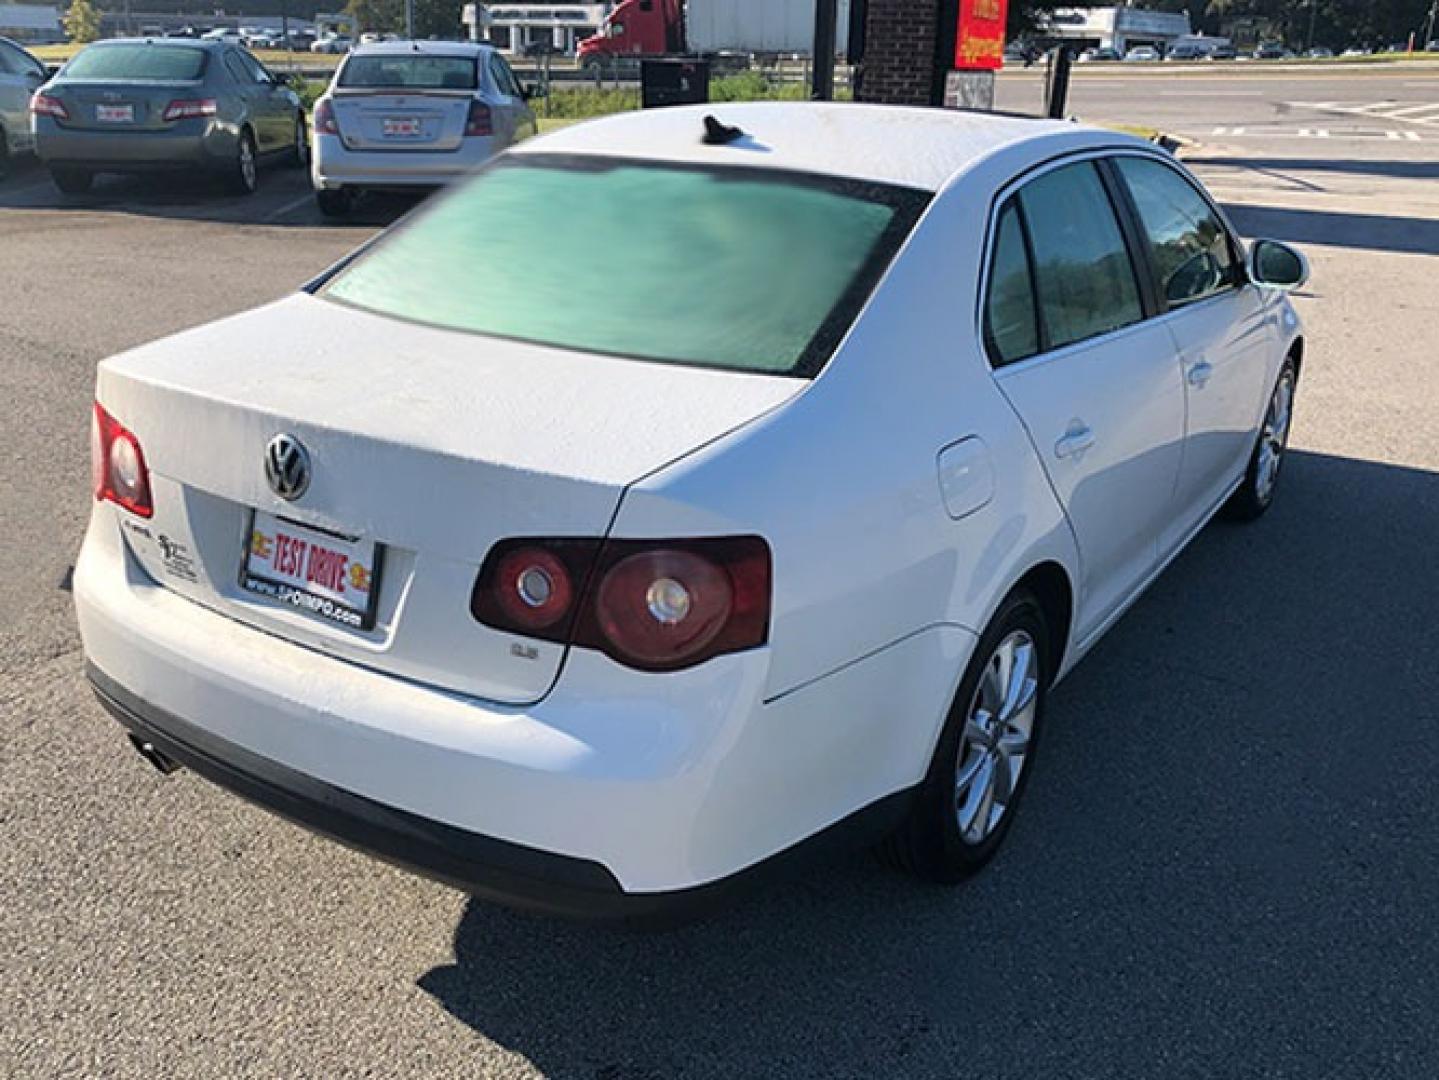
[
  {"x1": 89, "y1": 663, "x2": 910, "y2": 923},
  {"x1": 311, "y1": 132, "x2": 494, "y2": 189},
  {"x1": 35, "y1": 118, "x2": 238, "y2": 170},
  {"x1": 74, "y1": 506, "x2": 952, "y2": 915}
]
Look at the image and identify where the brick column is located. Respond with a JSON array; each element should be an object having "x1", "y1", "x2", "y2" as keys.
[{"x1": 856, "y1": 0, "x2": 942, "y2": 106}]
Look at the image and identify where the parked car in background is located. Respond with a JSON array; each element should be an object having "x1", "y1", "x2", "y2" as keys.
[
  {"x1": 1207, "y1": 44, "x2": 1238, "y2": 60},
  {"x1": 311, "y1": 40, "x2": 536, "y2": 217},
  {"x1": 1341, "y1": 46, "x2": 1371, "y2": 56},
  {"x1": 1165, "y1": 42, "x2": 1210, "y2": 61},
  {"x1": 32, "y1": 39, "x2": 308, "y2": 195},
  {"x1": 0, "y1": 35, "x2": 49, "y2": 176},
  {"x1": 242, "y1": 29, "x2": 277, "y2": 49},
  {"x1": 1124, "y1": 45, "x2": 1160, "y2": 62},
  {"x1": 1078, "y1": 46, "x2": 1121, "y2": 63},
  {"x1": 1254, "y1": 42, "x2": 1292, "y2": 60},
  {"x1": 311, "y1": 34, "x2": 353, "y2": 54},
  {"x1": 77, "y1": 103, "x2": 1309, "y2": 920},
  {"x1": 1305, "y1": 46, "x2": 1334, "y2": 58},
  {"x1": 200, "y1": 28, "x2": 244, "y2": 45}
]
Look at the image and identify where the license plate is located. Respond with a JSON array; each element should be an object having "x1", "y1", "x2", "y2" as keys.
[
  {"x1": 241, "y1": 511, "x2": 382, "y2": 630},
  {"x1": 382, "y1": 117, "x2": 422, "y2": 138},
  {"x1": 96, "y1": 104, "x2": 134, "y2": 123}
]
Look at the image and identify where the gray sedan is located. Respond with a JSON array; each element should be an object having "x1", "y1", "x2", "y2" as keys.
[
  {"x1": 0, "y1": 36, "x2": 49, "y2": 176},
  {"x1": 33, "y1": 38, "x2": 307, "y2": 195}
]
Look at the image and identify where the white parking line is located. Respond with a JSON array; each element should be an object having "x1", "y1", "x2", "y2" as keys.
[
  {"x1": 1383, "y1": 103, "x2": 1439, "y2": 118},
  {"x1": 266, "y1": 192, "x2": 315, "y2": 221},
  {"x1": 1161, "y1": 90, "x2": 1265, "y2": 97}
]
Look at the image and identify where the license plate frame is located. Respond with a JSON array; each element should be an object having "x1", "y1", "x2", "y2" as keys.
[
  {"x1": 96, "y1": 104, "x2": 134, "y2": 123},
  {"x1": 382, "y1": 116, "x2": 423, "y2": 138},
  {"x1": 240, "y1": 510, "x2": 383, "y2": 631}
]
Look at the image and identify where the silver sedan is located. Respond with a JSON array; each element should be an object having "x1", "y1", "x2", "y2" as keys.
[{"x1": 310, "y1": 41, "x2": 538, "y2": 218}]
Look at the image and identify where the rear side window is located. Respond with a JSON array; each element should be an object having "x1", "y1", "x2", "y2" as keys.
[
  {"x1": 64, "y1": 45, "x2": 207, "y2": 81},
  {"x1": 1018, "y1": 162, "x2": 1143, "y2": 351},
  {"x1": 338, "y1": 55, "x2": 479, "y2": 90},
  {"x1": 984, "y1": 202, "x2": 1039, "y2": 365},
  {"x1": 1115, "y1": 156, "x2": 1238, "y2": 307},
  {"x1": 489, "y1": 54, "x2": 521, "y2": 96},
  {"x1": 323, "y1": 156, "x2": 927, "y2": 377}
]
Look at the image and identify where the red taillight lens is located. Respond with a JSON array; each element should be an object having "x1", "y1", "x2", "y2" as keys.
[
  {"x1": 471, "y1": 537, "x2": 771, "y2": 672},
  {"x1": 162, "y1": 98, "x2": 218, "y2": 122},
  {"x1": 464, "y1": 100, "x2": 493, "y2": 137},
  {"x1": 31, "y1": 92, "x2": 68, "y2": 120},
  {"x1": 92, "y1": 402, "x2": 153, "y2": 518},
  {"x1": 314, "y1": 98, "x2": 339, "y2": 136}
]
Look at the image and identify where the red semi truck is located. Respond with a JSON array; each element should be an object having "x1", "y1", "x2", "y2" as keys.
[{"x1": 577, "y1": 0, "x2": 851, "y2": 73}]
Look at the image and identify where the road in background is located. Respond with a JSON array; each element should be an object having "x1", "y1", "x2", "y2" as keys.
[{"x1": 3, "y1": 67, "x2": 1439, "y2": 1078}]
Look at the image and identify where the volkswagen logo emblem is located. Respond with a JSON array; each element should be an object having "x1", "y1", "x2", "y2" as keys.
[{"x1": 264, "y1": 434, "x2": 311, "y2": 501}]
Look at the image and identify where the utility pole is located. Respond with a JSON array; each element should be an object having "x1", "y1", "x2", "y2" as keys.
[
  {"x1": 811, "y1": 0, "x2": 837, "y2": 100},
  {"x1": 405, "y1": 0, "x2": 415, "y2": 40},
  {"x1": 1306, "y1": 0, "x2": 1317, "y2": 52},
  {"x1": 1426, "y1": 1, "x2": 1438, "y2": 48}
]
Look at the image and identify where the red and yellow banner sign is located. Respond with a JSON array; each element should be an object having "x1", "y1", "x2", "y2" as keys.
[{"x1": 955, "y1": 0, "x2": 1010, "y2": 70}]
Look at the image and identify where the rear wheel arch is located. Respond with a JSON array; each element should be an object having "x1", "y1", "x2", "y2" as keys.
[{"x1": 1010, "y1": 561, "x2": 1073, "y2": 685}]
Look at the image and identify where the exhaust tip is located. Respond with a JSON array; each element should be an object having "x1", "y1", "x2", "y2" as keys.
[{"x1": 127, "y1": 733, "x2": 182, "y2": 776}]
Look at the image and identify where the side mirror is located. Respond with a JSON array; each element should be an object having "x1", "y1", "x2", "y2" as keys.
[{"x1": 1247, "y1": 239, "x2": 1309, "y2": 291}]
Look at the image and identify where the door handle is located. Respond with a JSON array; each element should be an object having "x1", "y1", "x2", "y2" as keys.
[
  {"x1": 1187, "y1": 359, "x2": 1215, "y2": 388},
  {"x1": 1054, "y1": 423, "x2": 1096, "y2": 460}
]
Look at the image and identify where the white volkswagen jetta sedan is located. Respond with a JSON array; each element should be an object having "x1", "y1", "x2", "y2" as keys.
[{"x1": 76, "y1": 103, "x2": 1308, "y2": 920}]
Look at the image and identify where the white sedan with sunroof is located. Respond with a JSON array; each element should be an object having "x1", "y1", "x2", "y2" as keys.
[{"x1": 76, "y1": 103, "x2": 1308, "y2": 921}]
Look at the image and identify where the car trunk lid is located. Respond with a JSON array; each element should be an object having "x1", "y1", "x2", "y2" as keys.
[
  {"x1": 95, "y1": 293, "x2": 802, "y2": 705},
  {"x1": 331, "y1": 91, "x2": 472, "y2": 152},
  {"x1": 53, "y1": 79, "x2": 205, "y2": 132}
]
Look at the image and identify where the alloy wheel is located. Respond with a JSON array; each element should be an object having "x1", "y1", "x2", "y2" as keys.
[
  {"x1": 955, "y1": 630, "x2": 1039, "y2": 845},
  {"x1": 1256, "y1": 369, "x2": 1295, "y2": 504}
]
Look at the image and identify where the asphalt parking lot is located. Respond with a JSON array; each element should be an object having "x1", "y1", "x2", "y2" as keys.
[{"x1": 3, "y1": 68, "x2": 1439, "y2": 1078}]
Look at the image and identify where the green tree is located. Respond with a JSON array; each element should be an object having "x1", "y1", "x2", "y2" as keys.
[
  {"x1": 64, "y1": 0, "x2": 102, "y2": 44},
  {"x1": 344, "y1": 0, "x2": 465, "y2": 39}
]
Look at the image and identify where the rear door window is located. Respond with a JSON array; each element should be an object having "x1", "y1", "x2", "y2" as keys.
[
  {"x1": 1017, "y1": 162, "x2": 1144, "y2": 351},
  {"x1": 63, "y1": 44, "x2": 208, "y2": 81},
  {"x1": 984, "y1": 201, "x2": 1040, "y2": 366},
  {"x1": 1114, "y1": 156, "x2": 1239, "y2": 307}
]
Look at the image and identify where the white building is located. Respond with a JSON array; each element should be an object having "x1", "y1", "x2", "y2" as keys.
[
  {"x1": 1042, "y1": 6, "x2": 1192, "y2": 53},
  {"x1": 0, "y1": 2, "x2": 61, "y2": 43},
  {"x1": 484, "y1": 4, "x2": 609, "y2": 56}
]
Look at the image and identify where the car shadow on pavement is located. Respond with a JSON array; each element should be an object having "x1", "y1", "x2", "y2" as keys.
[
  {"x1": 0, "y1": 155, "x2": 421, "y2": 229},
  {"x1": 419, "y1": 449, "x2": 1439, "y2": 1079},
  {"x1": 1194, "y1": 156, "x2": 1439, "y2": 184},
  {"x1": 1222, "y1": 202, "x2": 1439, "y2": 256}
]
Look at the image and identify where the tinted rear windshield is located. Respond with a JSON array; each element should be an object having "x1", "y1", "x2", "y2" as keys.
[
  {"x1": 338, "y1": 55, "x2": 477, "y2": 90},
  {"x1": 64, "y1": 44, "x2": 207, "y2": 81},
  {"x1": 322, "y1": 156, "x2": 926, "y2": 376}
]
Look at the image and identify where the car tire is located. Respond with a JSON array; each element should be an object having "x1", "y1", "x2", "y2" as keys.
[
  {"x1": 315, "y1": 187, "x2": 353, "y2": 218},
  {"x1": 226, "y1": 128, "x2": 259, "y2": 195},
  {"x1": 288, "y1": 113, "x2": 309, "y2": 169},
  {"x1": 50, "y1": 167, "x2": 94, "y2": 194},
  {"x1": 0, "y1": 130, "x2": 9, "y2": 180},
  {"x1": 1224, "y1": 356, "x2": 1297, "y2": 522},
  {"x1": 880, "y1": 588, "x2": 1050, "y2": 882}
]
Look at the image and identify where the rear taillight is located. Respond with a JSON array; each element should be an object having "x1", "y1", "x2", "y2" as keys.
[
  {"x1": 471, "y1": 537, "x2": 771, "y2": 672},
  {"x1": 91, "y1": 402, "x2": 153, "y2": 519},
  {"x1": 314, "y1": 98, "x2": 339, "y2": 136},
  {"x1": 30, "y1": 92, "x2": 68, "y2": 120},
  {"x1": 464, "y1": 100, "x2": 493, "y2": 137},
  {"x1": 162, "y1": 98, "x2": 218, "y2": 122}
]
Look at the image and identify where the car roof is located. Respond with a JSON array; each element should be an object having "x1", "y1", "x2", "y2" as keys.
[
  {"x1": 349, "y1": 40, "x2": 493, "y2": 58},
  {"x1": 88, "y1": 37, "x2": 223, "y2": 51},
  {"x1": 514, "y1": 102, "x2": 1120, "y2": 193}
]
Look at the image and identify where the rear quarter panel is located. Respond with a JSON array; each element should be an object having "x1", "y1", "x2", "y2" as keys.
[{"x1": 612, "y1": 138, "x2": 1095, "y2": 716}]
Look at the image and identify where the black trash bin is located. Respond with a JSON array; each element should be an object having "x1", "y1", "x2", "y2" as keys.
[{"x1": 641, "y1": 58, "x2": 711, "y2": 108}]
